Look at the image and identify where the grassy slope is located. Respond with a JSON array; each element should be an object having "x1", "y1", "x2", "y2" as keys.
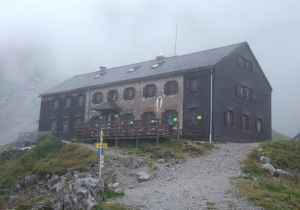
[
  {"x1": 272, "y1": 129, "x2": 291, "y2": 141},
  {"x1": 0, "y1": 135, "x2": 98, "y2": 189},
  {"x1": 234, "y1": 140, "x2": 300, "y2": 209}
]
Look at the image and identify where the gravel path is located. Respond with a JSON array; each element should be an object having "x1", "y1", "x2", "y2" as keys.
[{"x1": 104, "y1": 143, "x2": 263, "y2": 210}]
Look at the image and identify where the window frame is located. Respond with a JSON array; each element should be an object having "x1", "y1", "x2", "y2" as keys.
[
  {"x1": 62, "y1": 118, "x2": 69, "y2": 131},
  {"x1": 65, "y1": 97, "x2": 72, "y2": 107},
  {"x1": 183, "y1": 108, "x2": 202, "y2": 124},
  {"x1": 107, "y1": 89, "x2": 118, "y2": 102},
  {"x1": 256, "y1": 118, "x2": 265, "y2": 134},
  {"x1": 237, "y1": 56, "x2": 254, "y2": 71},
  {"x1": 241, "y1": 114, "x2": 251, "y2": 131},
  {"x1": 143, "y1": 84, "x2": 156, "y2": 98},
  {"x1": 236, "y1": 85, "x2": 256, "y2": 101},
  {"x1": 186, "y1": 77, "x2": 201, "y2": 92},
  {"x1": 53, "y1": 99, "x2": 60, "y2": 108},
  {"x1": 141, "y1": 112, "x2": 156, "y2": 122},
  {"x1": 93, "y1": 92, "x2": 103, "y2": 104},
  {"x1": 78, "y1": 95, "x2": 85, "y2": 106},
  {"x1": 123, "y1": 87, "x2": 135, "y2": 100},
  {"x1": 164, "y1": 81, "x2": 178, "y2": 95},
  {"x1": 225, "y1": 110, "x2": 235, "y2": 127},
  {"x1": 51, "y1": 119, "x2": 58, "y2": 133}
]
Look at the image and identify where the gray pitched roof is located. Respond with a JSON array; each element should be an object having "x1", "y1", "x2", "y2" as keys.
[{"x1": 40, "y1": 42, "x2": 244, "y2": 96}]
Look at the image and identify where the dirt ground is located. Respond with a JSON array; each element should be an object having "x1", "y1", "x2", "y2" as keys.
[{"x1": 85, "y1": 142, "x2": 263, "y2": 210}]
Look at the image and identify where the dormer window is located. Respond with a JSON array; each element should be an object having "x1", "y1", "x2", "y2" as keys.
[
  {"x1": 127, "y1": 66, "x2": 140, "y2": 73},
  {"x1": 151, "y1": 61, "x2": 165, "y2": 69}
]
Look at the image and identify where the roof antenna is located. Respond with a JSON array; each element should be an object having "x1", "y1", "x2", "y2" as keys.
[{"x1": 174, "y1": 22, "x2": 177, "y2": 56}]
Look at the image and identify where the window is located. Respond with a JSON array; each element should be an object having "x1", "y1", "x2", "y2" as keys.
[
  {"x1": 256, "y1": 118, "x2": 264, "y2": 133},
  {"x1": 78, "y1": 95, "x2": 85, "y2": 105},
  {"x1": 75, "y1": 117, "x2": 83, "y2": 123},
  {"x1": 62, "y1": 118, "x2": 69, "y2": 131},
  {"x1": 123, "y1": 87, "x2": 135, "y2": 100},
  {"x1": 186, "y1": 78, "x2": 201, "y2": 91},
  {"x1": 225, "y1": 110, "x2": 235, "y2": 127},
  {"x1": 237, "y1": 56, "x2": 254, "y2": 71},
  {"x1": 161, "y1": 110, "x2": 178, "y2": 122},
  {"x1": 141, "y1": 112, "x2": 156, "y2": 122},
  {"x1": 183, "y1": 108, "x2": 202, "y2": 124},
  {"x1": 164, "y1": 81, "x2": 178, "y2": 95},
  {"x1": 65, "y1": 97, "x2": 72, "y2": 107},
  {"x1": 236, "y1": 85, "x2": 256, "y2": 101},
  {"x1": 107, "y1": 90, "x2": 118, "y2": 102},
  {"x1": 123, "y1": 113, "x2": 134, "y2": 124},
  {"x1": 51, "y1": 120, "x2": 58, "y2": 133},
  {"x1": 53, "y1": 99, "x2": 59, "y2": 108},
  {"x1": 143, "y1": 84, "x2": 156, "y2": 98},
  {"x1": 241, "y1": 115, "x2": 251, "y2": 130},
  {"x1": 93, "y1": 92, "x2": 103, "y2": 104}
]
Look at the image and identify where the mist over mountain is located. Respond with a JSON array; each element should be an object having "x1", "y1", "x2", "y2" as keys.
[{"x1": 0, "y1": 44, "x2": 59, "y2": 146}]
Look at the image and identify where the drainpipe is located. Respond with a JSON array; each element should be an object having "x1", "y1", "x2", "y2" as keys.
[
  {"x1": 85, "y1": 88, "x2": 90, "y2": 122},
  {"x1": 209, "y1": 68, "x2": 213, "y2": 144}
]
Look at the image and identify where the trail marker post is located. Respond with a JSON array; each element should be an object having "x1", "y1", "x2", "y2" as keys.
[{"x1": 99, "y1": 129, "x2": 104, "y2": 179}]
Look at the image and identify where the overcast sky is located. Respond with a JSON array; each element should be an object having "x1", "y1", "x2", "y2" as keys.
[{"x1": 0, "y1": 0, "x2": 299, "y2": 137}]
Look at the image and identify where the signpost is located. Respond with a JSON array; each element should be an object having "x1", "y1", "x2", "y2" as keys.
[{"x1": 98, "y1": 130, "x2": 104, "y2": 179}]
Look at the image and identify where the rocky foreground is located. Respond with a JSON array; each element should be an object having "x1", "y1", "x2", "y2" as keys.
[{"x1": 1, "y1": 142, "x2": 269, "y2": 210}]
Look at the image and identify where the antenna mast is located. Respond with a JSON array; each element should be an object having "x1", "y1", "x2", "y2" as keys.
[{"x1": 174, "y1": 22, "x2": 177, "y2": 56}]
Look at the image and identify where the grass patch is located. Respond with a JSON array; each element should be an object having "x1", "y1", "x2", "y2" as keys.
[
  {"x1": 120, "y1": 139, "x2": 213, "y2": 161},
  {"x1": 93, "y1": 203, "x2": 138, "y2": 210},
  {"x1": 234, "y1": 140, "x2": 300, "y2": 209},
  {"x1": 103, "y1": 190, "x2": 125, "y2": 199},
  {"x1": 0, "y1": 135, "x2": 98, "y2": 188}
]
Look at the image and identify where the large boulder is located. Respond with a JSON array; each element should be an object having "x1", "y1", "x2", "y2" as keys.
[
  {"x1": 124, "y1": 157, "x2": 141, "y2": 169},
  {"x1": 262, "y1": 163, "x2": 275, "y2": 174},
  {"x1": 274, "y1": 169, "x2": 294, "y2": 178},
  {"x1": 137, "y1": 172, "x2": 151, "y2": 181},
  {"x1": 21, "y1": 174, "x2": 40, "y2": 188}
]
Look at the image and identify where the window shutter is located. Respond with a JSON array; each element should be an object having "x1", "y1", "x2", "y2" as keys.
[
  {"x1": 100, "y1": 92, "x2": 103, "y2": 103},
  {"x1": 186, "y1": 79, "x2": 191, "y2": 91},
  {"x1": 152, "y1": 112, "x2": 156, "y2": 119},
  {"x1": 115, "y1": 90, "x2": 118, "y2": 100},
  {"x1": 131, "y1": 114, "x2": 135, "y2": 120},
  {"x1": 175, "y1": 81, "x2": 178, "y2": 93},
  {"x1": 74, "y1": 96, "x2": 78, "y2": 105},
  {"x1": 132, "y1": 88, "x2": 135, "y2": 98},
  {"x1": 92, "y1": 94, "x2": 96, "y2": 103},
  {"x1": 70, "y1": 97, "x2": 73, "y2": 106},
  {"x1": 123, "y1": 89, "x2": 126, "y2": 100},
  {"x1": 153, "y1": 85, "x2": 156, "y2": 96},
  {"x1": 262, "y1": 120, "x2": 265, "y2": 133},
  {"x1": 197, "y1": 78, "x2": 201, "y2": 90},
  {"x1": 143, "y1": 87, "x2": 146, "y2": 97},
  {"x1": 240, "y1": 115, "x2": 244, "y2": 128},
  {"x1": 237, "y1": 56, "x2": 243, "y2": 66},
  {"x1": 248, "y1": 116, "x2": 251, "y2": 130},
  {"x1": 197, "y1": 109, "x2": 202, "y2": 123},
  {"x1": 107, "y1": 92, "x2": 111, "y2": 102},
  {"x1": 183, "y1": 110, "x2": 190, "y2": 124},
  {"x1": 164, "y1": 83, "x2": 167, "y2": 95},
  {"x1": 252, "y1": 92, "x2": 256, "y2": 101},
  {"x1": 141, "y1": 114, "x2": 145, "y2": 120},
  {"x1": 224, "y1": 111, "x2": 228, "y2": 125},
  {"x1": 255, "y1": 119, "x2": 258, "y2": 132},
  {"x1": 237, "y1": 85, "x2": 241, "y2": 96},
  {"x1": 232, "y1": 112, "x2": 236, "y2": 126},
  {"x1": 161, "y1": 112, "x2": 167, "y2": 121}
]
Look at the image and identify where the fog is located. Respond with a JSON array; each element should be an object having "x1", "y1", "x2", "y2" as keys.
[{"x1": 0, "y1": 0, "x2": 300, "y2": 138}]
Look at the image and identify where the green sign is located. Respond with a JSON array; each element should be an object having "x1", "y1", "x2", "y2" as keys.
[
  {"x1": 168, "y1": 120, "x2": 174, "y2": 125},
  {"x1": 173, "y1": 118, "x2": 178, "y2": 122},
  {"x1": 197, "y1": 116, "x2": 202, "y2": 120},
  {"x1": 130, "y1": 121, "x2": 133, "y2": 124},
  {"x1": 151, "y1": 120, "x2": 155, "y2": 123}
]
